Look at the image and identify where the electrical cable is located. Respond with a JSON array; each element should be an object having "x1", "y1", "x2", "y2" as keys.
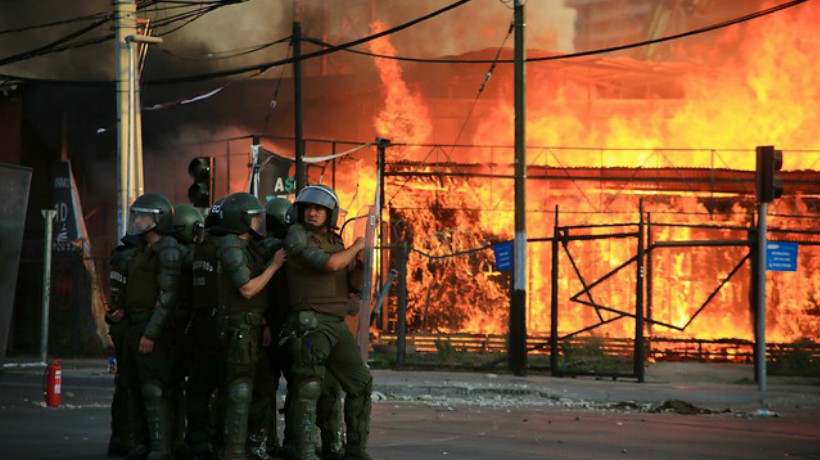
[
  {"x1": 311, "y1": 0, "x2": 812, "y2": 65},
  {"x1": 145, "y1": 0, "x2": 476, "y2": 83},
  {"x1": 262, "y1": 40, "x2": 293, "y2": 132},
  {"x1": 382, "y1": 18, "x2": 515, "y2": 207},
  {"x1": 0, "y1": 0, "x2": 807, "y2": 84},
  {"x1": 0, "y1": 16, "x2": 111, "y2": 67},
  {"x1": 158, "y1": 35, "x2": 290, "y2": 61},
  {"x1": 0, "y1": 12, "x2": 110, "y2": 36}
]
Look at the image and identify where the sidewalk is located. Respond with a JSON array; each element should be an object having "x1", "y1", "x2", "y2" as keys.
[
  {"x1": 6, "y1": 357, "x2": 820, "y2": 413},
  {"x1": 371, "y1": 363, "x2": 820, "y2": 413}
]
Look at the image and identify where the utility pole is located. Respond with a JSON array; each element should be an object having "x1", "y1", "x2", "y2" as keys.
[
  {"x1": 126, "y1": 32, "x2": 163, "y2": 198},
  {"x1": 115, "y1": 0, "x2": 137, "y2": 238},
  {"x1": 293, "y1": 19, "x2": 306, "y2": 193},
  {"x1": 509, "y1": 0, "x2": 527, "y2": 376}
]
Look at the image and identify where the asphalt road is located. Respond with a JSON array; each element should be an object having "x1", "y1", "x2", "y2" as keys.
[{"x1": 1, "y1": 368, "x2": 818, "y2": 460}]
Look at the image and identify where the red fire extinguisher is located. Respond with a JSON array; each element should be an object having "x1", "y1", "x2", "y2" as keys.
[{"x1": 44, "y1": 359, "x2": 62, "y2": 407}]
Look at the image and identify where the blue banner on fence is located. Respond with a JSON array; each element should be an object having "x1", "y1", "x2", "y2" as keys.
[
  {"x1": 493, "y1": 241, "x2": 513, "y2": 271},
  {"x1": 766, "y1": 242, "x2": 798, "y2": 272}
]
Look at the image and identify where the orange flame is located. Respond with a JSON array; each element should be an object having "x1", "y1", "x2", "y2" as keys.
[
  {"x1": 358, "y1": 7, "x2": 819, "y2": 347},
  {"x1": 368, "y1": 20, "x2": 432, "y2": 150}
]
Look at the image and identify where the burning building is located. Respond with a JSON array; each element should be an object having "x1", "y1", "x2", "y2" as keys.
[{"x1": 0, "y1": 0, "x2": 817, "y2": 365}]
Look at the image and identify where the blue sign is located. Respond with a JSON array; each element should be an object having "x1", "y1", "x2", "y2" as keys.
[
  {"x1": 766, "y1": 242, "x2": 798, "y2": 272},
  {"x1": 493, "y1": 241, "x2": 513, "y2": 271}
]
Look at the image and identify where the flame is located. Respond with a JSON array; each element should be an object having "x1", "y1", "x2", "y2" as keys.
[
  {"x1": 368, "y1": 21, "x2": 432, "y2": 151},
  {"x1": 471, "y1": 2, "x2": 820, "y2": 168},
  {"x1": 342, "y1": 7, "x2": 820, "y2": 350}
]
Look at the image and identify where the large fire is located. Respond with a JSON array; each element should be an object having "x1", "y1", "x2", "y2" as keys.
[
  {"x1": 336, "y1": 4, "x2": 819, "y2": 348},
  {"x1": 171, "y1": 3, "x2": 820, "y2": 362}
]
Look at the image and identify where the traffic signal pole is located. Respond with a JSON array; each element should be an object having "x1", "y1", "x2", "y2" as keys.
[
  {"x1": 755, "y1": 201, "x2": 767, "y2": 392},
  {"x1": 753, "y1": 145, "x2": 784, "y2": 393}
]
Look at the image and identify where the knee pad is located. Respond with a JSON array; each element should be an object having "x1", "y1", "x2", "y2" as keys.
[
  {"x1": 300, "y1": 379, "x2": 321, "y2": 401},
  {"x1": 141, "y1": 382, "x2": 162, "y2": 401},
  {"x1": 228, "y1": 380, "x2": 252, "y2": 403}
]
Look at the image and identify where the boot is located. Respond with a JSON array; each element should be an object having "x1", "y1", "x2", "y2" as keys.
[
  {"x1": 342, "y1": 384, "x2": 371, "y2": 460},
  {"x1": 291, "y1": 380, "x2": 321, "y2": 460},
  {"x1": 317, "y1": 390, "x2": 344, "y2": 460},
  {"x1": 142, "y1": 383, "x2": 171, "y2": 460},
  {"x1": 247, "y1": 430, "x2": 273, "y2": 460},
  {"x1": 224, "y1": 381, "x2": 253, "y2": 460}
]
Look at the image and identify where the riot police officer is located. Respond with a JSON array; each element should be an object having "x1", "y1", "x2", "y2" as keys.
[
  {"x1": 244, "y1": 197, "x2": 295, "y2": 459},
  {"x1": 106, "y1": 232, "x2": 142, "y2": 456},
  {"x1": 109, "y1": 193, "x2": 183, "y2": 460},
  {"x1": 216, "y1": 192, "x2": 286, "y2": 460},
  {"x1": 261, "y1": 197, "x2": 346, "y2": 460},
  {"x1": 186, "y1": 198, "x2": 226, "y2": 459},
  {"x1": 169, "y1": 204, "x2": 204, "y2": 456},
  {"x1": 282, "y1": 185, "x2": 372, "y2": 460}
]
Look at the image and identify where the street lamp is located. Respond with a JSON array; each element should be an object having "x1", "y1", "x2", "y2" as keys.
[{"x1": 124, "y1": 34, "x2": 163, "y2": 211}]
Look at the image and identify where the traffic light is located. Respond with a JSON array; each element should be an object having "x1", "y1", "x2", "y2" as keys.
[
  {"x1": 188, "y1": 156, "x2": 214, "y2": 208},
  {"x1": 755, "y1": 146, "x2": 784, "y2": 203}
]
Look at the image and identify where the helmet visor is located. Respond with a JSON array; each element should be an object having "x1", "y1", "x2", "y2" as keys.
[
  {"x1": 295, "y1": 186, "x2": 338, "y2": 211},
  {"x1": 128, "y1": 207, "x2": 161, "y2": 235},
  {"x1": 248, "y1": 210, "x2": 266, "y2": 236}
]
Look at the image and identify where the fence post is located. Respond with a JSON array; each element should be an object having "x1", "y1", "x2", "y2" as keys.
[
  {"x1": 646, "y1": 212, "x2": 653, "y2": 337},
  {"x1": 550, "y1": 205, "x2": 559, "y2": 376},
  {"x1": 635, "y1": 201, "x2": 646, "y2": 383},
  {"x1": 396, "y1": 241, "x2": 408, "y2": 368}
]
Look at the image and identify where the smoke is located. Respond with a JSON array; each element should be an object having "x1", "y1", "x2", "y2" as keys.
[
  {"x1": 363, "y1": 0, "x2": 576, "y2": 56},
  {"x1": 0, "y1": 0, "x2": 576, "y2": 81},
  {"x1": 0, "y1": 0, "x2": 114, "y2": 79}
]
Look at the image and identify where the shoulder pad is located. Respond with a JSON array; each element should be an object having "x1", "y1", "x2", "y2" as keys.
[
  {"x1": 110, "y1": 245, "x2": 137, "y2": 264},
  {"x1": 285, "y1": 224, "x2": 309, "y2": 255},
  {"x1": 157, "y1": 242, "x2": 182, "y2": 269},
  {"x1": 218, "y1": 234, "x2": 251, "y2": 288},
  {"x1": 153, "y1": 235, "x2": 179, "y2": 251},
  {"x1": 218, "y1": 234, "x2": 246, "y2": 272},
  {"x1": 220, "y1": 233, "x2": 243, "y2": 250},
  {"x1": 253, "y1": 236, "x2": 283, "y2": 259}
]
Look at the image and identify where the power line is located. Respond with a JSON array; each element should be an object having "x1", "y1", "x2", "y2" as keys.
[
  {"x1": 153, "y1": 5, "x2": 221, "y2": 36},
  {"x1": 0, "y1": 12, "x2": 111, "y2": 36},
  {"x1": 145, "y1": 0, "x2": 476, "y2": 84},
  {"x1": 262, "y1": 41, "x2": 293, "y2": 132},
  {"x1": 0, "y1": 0, "x2": 231, "y2": 68},
  {"x1": 158, "y1": 35, "x2": 291, "y2": 61},
  {"x1": 385, "y1": 19, "x2": 515, "y2": 208},
  {"x1": 317, "y1": 0, "x2": 812, "y2": 65},
  {"x1": 147, "y1": 0, "x2": 808, "y2": 82},
  {"x1": 1, "y1": 0, "x2": 807, "y2": 84},
  {"x1": 0, "y1": 17, "x2": 111, "y2": 68}
]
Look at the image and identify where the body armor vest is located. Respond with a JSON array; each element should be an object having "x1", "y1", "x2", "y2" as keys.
[
  {"x1": 287, "y1": 230, "x2": 350, "y2": 318},
  {"x1": 192, "y1": 235, "x2": 220, "y2": 312},
  {"x1": 124, "y1": 244, "x2": 160, "y2": 313},
  {"x1": 108, "y1": 244, "x2": 137, "y2": 312},
  {"x1": 265, "y1": 269, "x2": 290, "y2": 331},
  {"x1": 217, "y1": 238, "x2": 268, "y2": 315},
  {"x1": 178, "y1": 244, "x2": 194, "y2": 309}
]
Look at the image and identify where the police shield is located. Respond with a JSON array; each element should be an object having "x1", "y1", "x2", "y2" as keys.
[{"x1": 353, "y1": 205, "x2": 378, "y2": 362}]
